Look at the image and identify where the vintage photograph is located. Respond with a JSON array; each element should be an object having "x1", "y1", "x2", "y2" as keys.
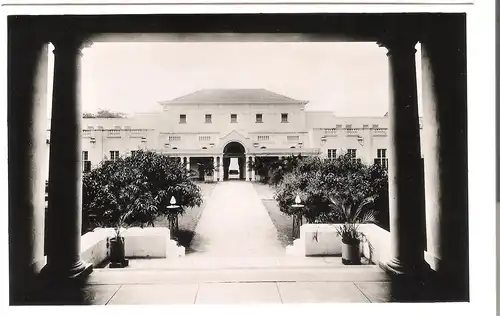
[{"x1": 7, "y1": 11, "x2": 469, "y2": 306}]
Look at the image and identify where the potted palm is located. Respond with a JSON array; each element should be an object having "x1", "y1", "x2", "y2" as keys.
[
  {"x1": 108, "y1": 209, "x2": 135, "y2": 268},
  {"x1": 329, "y1": 194, "x2": 377, "y2": 265}
]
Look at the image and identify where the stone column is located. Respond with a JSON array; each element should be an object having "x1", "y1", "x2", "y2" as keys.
[
  {"x1": 41, "y1": 38, "x2": 92, "y2": 280},
  {"x1": 378, "y1": 36, "x2": 427, "y2": 278},
  {"x1": 245, "y1": 155, "x2": 250, "y2": 181},
  {"x1": 420, "y1": 15, "x2": 468, "y2": 301},
  {"x1": 8, "y1": 33, "x2": 49, "y2": 303},
  {"x1": 185, "y1": 156, "x2": 190, "y2": 173},
  {"x1": 251, "y1": 155, "x2": 257, "y2": 181},
  {"x1": 212, "y1": 156, "x2": 217, "y2": 180},
  {"x1": 218, "y1": 156, "x2": 223, "y2": 181},
  {"x1": 221, "y1": 156, "x2": 225, "y2": 181}
]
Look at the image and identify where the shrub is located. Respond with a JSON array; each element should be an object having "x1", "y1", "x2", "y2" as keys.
[
  {"x1": 82, "y1": 150, "x2": 203, "y2": 233},
  {"x1": 274, "y1": 154, "x2": 389, "y2": 229},
  {"x1": 274, "y1": 157, "x2": 330, "y2": 222}
]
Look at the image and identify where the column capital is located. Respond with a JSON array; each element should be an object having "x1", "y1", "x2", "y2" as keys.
[
  {"x1": 377, "y1": 33, "x2": 418, "y2": 57},
  {"x1": 51, "y1": 35, "x2": 89, "y2": 57}
]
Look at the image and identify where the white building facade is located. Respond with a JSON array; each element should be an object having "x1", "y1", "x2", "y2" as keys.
[{"x1": 48, "y1": 89, "x2": 423, "y2": 181}]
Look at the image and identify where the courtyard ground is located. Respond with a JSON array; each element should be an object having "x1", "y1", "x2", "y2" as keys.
[
  {"x1": 188, "y1": 181, "x2": 284, "y2": 257},
  {"x1": 153, "y1": 181, "x2": 217, "y2": 253},
  {"x1": 252, "y1": 182, "x2": 295, "y2": 247}
]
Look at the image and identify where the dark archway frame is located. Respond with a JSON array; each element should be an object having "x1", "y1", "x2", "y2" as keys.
[{"x1": 222, "y1": 141, "x2": 246, "y2": 180}]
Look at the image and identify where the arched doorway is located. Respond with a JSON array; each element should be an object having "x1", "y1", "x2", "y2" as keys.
[{"x1": 222, "y1": 142, "x2": 246, "y2": 181}]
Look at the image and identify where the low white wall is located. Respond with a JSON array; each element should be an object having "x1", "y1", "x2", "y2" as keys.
[
  {"x1": 357, "y1": 224, "x2": 391, "y2": 265},
  {"x1": 300, "y1": 224, "x2": 343, "y2": 256},
  {"x1": 77, "y1": 226, "x2": 184, "y2": 267},
  {"x1": 122, "y1": 227, "x2": 179, "y2": 258},
  {"x1": 80, "y1": 228, "x2": 115, "y2": 266},
  {"x1": 288, "y1": 223, "x2": 391, "y2": 265},
  {"x1": 290, "y1": 223, "x2": 439, "y2": 270}
]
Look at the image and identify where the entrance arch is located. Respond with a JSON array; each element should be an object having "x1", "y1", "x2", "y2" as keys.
[{"x1": 222, "y1": 141, "x2": 246, "y2": 181}]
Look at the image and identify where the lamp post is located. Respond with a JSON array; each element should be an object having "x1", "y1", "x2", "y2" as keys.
[
  {"x1": 166, "y1": 196, "x2": 180, "y2": 240},
  {"x1": 291, "y1": 194, "x2": 305, "y2": 239}
]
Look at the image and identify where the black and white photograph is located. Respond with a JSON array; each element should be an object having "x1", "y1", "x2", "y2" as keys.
[{"x1": 2, "y1": 1, "x2": 495, "y2": 314}]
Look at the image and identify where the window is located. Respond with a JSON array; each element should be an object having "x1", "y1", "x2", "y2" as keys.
[
  {"x1": 363, "y1": 124, "x2": 369, "y2": 128},
  {"x1": 169, "y1": 136, "x2": 181, "y2": 142},
  {"x1": 377, "y1": 148, "x2": 387, "y2": 158},
  {"x1": 257, "y1": 135, "x2": 270, "y2": 141},
  {"x1": 256, "y1": 113, "x2": 263, "y2": 123},
  {"x1": 336, "y1": 124, "x2": 342, "y2": 129},
  {"x1": 110, "y1": 151, "x2": 119, "y2": 161},
  {"x1": 375, "y1": 148, "x2": 388, "y2": 169},
  {"x1": 230, "y1": 114, "x2": 237, "y2": 123},
  {"x1": 347, "y1": 149, "x2": 357, "y2": 160},
  {"x1": 372, "y1": 124, "x2": 379, "y2": 128},
  {"x1": 346, "y1": 124, "x2": 352, "y2": 129},
  {"x1": 83, "y1": 161, "x2": 91, "y2": 173},
  {"x1": 114, "y1": 125, "x2": 121, "y2": 130},
  {"x1": 205, "y1": 114, "x2": 212, "y2": 123},
  {"x1": 327, "y1": 149, "x2": 337, "y2": 159},
  {"x1": 199, "y1": 136, "x2": 211, "y2": 141},
  {"x1": 287, "y1": 135, "x2": 299, "y2": 141},
  {"x1": 281, "y1": 113, "x2": 288, "y2": 123},
  {"x1": 82, "y1": 151, "x2": 91, "y2": 172},
  {"x1": 179, "y1": 114, "x2": 186, "y2": 124}
]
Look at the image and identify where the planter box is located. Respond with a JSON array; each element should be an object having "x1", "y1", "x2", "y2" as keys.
[
  {"x1": 121, "y1": 227, "x2": 185, "y2": 258},
  {"x1": 286, "y1": 223, "x2": 391, "y2": 266},
  {"x1": 80, "y1": 228, "x2": 115, "y2": 266},
  {"x1": 204, "y1": 175, "x2": 214, "y2": 183},
  {"x1": 77, "y1": 227, "x2": 185, "y2": 267}
]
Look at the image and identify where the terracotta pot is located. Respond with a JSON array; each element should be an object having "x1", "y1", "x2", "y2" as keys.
[{"x1": 341, "y1": 239, "x2": 361, "y2": 265}]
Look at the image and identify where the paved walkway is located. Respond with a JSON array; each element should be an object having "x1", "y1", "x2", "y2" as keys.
[{"x1": 189, "y1": 181, "x2": 284, "y2": 257}]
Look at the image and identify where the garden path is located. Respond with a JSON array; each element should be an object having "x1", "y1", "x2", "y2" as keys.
[{"x1": 189, "y1": 181, "x2": 284, "y2": 257}]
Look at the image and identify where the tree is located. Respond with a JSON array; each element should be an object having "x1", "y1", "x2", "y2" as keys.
[
  {"x1": 273, "y1": 154, "x2": 389, "y2": 228},
  {"x1": 83, "y1": 109, "x2": 127, "y2": 118},
  {"x1": 82, "y1": 150, "x2": 203, "y2": 233},
  {"x1": 268, "y1": 154, "x2": 304, "y2": 186}
]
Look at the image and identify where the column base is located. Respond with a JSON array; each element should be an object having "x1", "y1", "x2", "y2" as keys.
[
  {"x1": 379, "y1": 258, "x2": 436, "y2": 302},
  {"x1": 40, "y1": 259, "x2": 93, "y2": 282},
  {"x1": 35, "y1": 260, "x2": 93, "y2": 304}
]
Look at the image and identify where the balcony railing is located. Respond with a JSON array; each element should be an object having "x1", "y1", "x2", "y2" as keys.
[
  {"x1": 129, "y1": 130, "x2": 146, "y2": 138},
  {"x1": 107, "y1": 130, "x2": 122, "y2": 138},
  {"x1": 373, "y1": 128, "x2": 388, "y2": 136},
  {"x1": 324, "y1": 128, "x2": 337, "y2": 136},
  {"x1": 346, "y1": 128, "x2": 360, "y2": 137},
  {"x1": 82, "y1": 130, "x2": 93, "y2": 138}
]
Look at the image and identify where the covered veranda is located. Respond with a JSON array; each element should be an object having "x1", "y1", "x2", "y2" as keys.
[{"x1": 8, "y1": 13, "x2": 468, "y2": 304}]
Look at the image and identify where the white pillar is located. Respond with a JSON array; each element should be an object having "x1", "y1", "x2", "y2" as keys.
[
  {"x1": 212, "y1": 156, "x2": 217, "y2": 180},
  {"x1": 220, "y1": 156, "x2": 225, "y2": 181},
  {"x1": 8, "y1": 36, "x2": 50, "y2": 301},
  {"x1": 251, "y1": 155, "x2": 256, "y2": 181},
  {"x1": 378, "y1": 35, "x2": 427, "y2": 278},
  {"x1": 185, "y1": 156, "x2": 190, "y2": 172},
  {"x1": 245, "y1": 154, "x2": 250, "y2": 181},
  {"x1": 42, "y1": 37, "x2": 92, "y2": 280}
]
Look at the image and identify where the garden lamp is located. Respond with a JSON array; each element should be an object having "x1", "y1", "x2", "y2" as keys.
[
  {"x1": 167, "y1": 196, "x2": 180, "y2": 240},
  {"x1": 291, "y1": 194, "x2": 305, "y2": 239}
]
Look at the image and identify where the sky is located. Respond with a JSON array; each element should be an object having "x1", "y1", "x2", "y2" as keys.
[{"x1": 47, "y1": 41, "x2": 423, "y2": 118}]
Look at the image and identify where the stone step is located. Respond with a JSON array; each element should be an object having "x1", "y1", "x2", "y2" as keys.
[{"x1": 89, "y1": 265, "x2": 389, "y2": 285}]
